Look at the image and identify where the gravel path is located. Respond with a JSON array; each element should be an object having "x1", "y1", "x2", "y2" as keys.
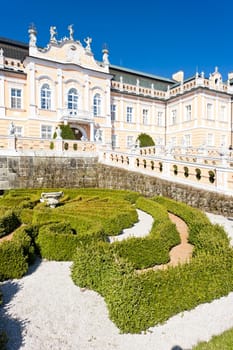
[{"x1": 1, "y1": 211, "x2": 233, "y2": 350}]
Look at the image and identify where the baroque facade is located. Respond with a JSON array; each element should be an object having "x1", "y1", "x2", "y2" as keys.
[{"x1": 0, "y1": 25, "x2": 233, "y2": 152}]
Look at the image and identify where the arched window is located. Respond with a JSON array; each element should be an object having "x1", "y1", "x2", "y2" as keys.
[
  {"x1": 93, "y1": 93, "x2": 101, "y2": 116},
  {"x1": 68, "y1": 88, "x2": 78, "y2": 112},
  {"x1": 40, "y1": 84, "x2": 51, "y2": 110}
]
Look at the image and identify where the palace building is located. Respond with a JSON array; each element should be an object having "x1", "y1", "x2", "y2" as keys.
[{"x1": 0, "y1": 25, "x2": 233, "y2": 152}]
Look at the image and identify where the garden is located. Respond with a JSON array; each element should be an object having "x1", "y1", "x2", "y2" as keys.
[{"x1": 0, "y1": 188, "x2": 233, "y2": 348}]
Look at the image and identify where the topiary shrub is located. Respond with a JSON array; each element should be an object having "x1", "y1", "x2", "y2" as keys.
[
  {"x1": 36, "y1": 222, "x2": 106, "y2": 261},
  {"x1": 60, "y1": 125, "x2": 76, "y2": 140},
  {"x1": 0, "y1": 210, "x2": 21, "y2": 239},
  {"x1": 0, "y1": 241, "x2": 28, "y2": 280},
  {"x1": 136, "y1": 133, "x2": 155, "y2": 147}
]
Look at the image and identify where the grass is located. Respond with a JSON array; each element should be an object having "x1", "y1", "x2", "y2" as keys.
[{"x1": 193, "y1": 328, "x2": 233, "y2": 349}]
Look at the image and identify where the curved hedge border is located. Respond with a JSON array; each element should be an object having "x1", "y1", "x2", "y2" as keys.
[
  {"x1": 71, "y1": 196, "x2": 233, "y2": 334},
  {"x1": 112, "y1": 197, "x2": 180, "y2": 268},
  {"x1": 0, "y1": 225, "x2": 35, "y2": 281}
]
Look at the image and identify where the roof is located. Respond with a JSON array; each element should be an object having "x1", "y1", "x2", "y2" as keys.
[
  {"x1": 0, "y1": 37, "x2": 28, "y2": 60},
  {"x1": 110, "y1": 64, "x2": 176, "y2": 91}
]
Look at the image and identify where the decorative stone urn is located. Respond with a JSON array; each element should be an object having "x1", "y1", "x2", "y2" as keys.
[{"x1": 40, "y1": 191, "x2": 64, "y2": 208}]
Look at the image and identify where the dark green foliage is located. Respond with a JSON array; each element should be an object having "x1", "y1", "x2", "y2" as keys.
[
  {"x1": 102, "y1": 210, "x2": 138, "y2": 235},
  {"x1": 12, "y1": 226, "x2": 36, "y2": 264},
  {"x1": 36, "y1": 221, "x2": 106, "y2": 261},
  {"x1": 72, "y1": 195, "x2": 233, "y2": 334},
  {"x1": 71, "y1": 241, "x2": 134, "y2": 296},
  {"x1": 113, "y1": 197, "x2": 180, "y2": 268},
  {"x1": 0, "y1": 210, "x2": 21, "y2": 238},
  {"x1": 60, "y1": 124, "x2": 76, "y2": 140},
  {"x1": 136, "y1": 133, "x2": 155, "y2": 147},
  {"x1": 153, "y1": 196, "x2": 230, "y2": 255},
  {"x1": 0, "y1": 241, "x2": 28, "y2": 280}
]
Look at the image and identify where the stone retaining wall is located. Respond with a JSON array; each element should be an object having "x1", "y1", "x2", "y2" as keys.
[{"x1": 0, "y1": 156, "x2": 232, "y2": 216}]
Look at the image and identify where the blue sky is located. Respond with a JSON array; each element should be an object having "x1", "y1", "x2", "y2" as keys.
[{"x1": 1, "y1": 0, "x2": 233, "y2": 80}]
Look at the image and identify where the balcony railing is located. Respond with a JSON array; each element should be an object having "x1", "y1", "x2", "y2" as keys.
[{"x1": 60, "y1": 109, "x2": 93, "y2": 122}]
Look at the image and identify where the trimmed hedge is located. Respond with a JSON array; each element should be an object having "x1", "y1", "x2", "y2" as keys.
[
  {"x1": 71, "y1": 195, "x2": 233, "y2": 334},
  {"x1": 153, "y1": 196, "x2": 231, "y2": 255},
  {"x1": 0, "y1": 210, "x2": 21, "y2": 238},
  {"x1": 112, "y1": 197, "x2": 180, "y2": 268},
  {"x1": 36, "y1": 222, "x2": 107, "y2": 261},
  {"x1": 0, "y1": 241, "x2": 28, "y2": 280},
  {"x1": 0, "y1": 224, "x2": 36, "y2": 281}
]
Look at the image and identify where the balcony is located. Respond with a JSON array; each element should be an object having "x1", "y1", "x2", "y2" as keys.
[{"x1": 60, "y1": 109, "x2": 93, "y2": 123}]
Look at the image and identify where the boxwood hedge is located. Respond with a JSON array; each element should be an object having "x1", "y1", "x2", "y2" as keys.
[{"x1": 72, "y1": 196, "x2": 233, "y2": 334}]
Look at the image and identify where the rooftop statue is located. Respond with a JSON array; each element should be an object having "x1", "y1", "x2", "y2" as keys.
[
  {"x1": 68, "y1": 24, "x2": 74, "y2": 41},
  {"x1": 50, "y1": 26, "x2": 57, "y2": 42},
  {"x1": 28, "y1": 25, "x2": 37, "y2": 47},
  {"x1": 84, "y1": 37, "x2": 92, "y2": 52}
]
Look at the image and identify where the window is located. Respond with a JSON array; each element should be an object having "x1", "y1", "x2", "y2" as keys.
[
  {"x1": 68, "y1": 88, "x2": 78, "y2": 113},
  {"x1": 142, "y1": 109, "x2": 148, "y2": 125},
  {"x1": 171, "y1": 137, "x2": 177, "y2": 146},
  {"x1": 220, "y1": 135, "x2": 226, "y2": 147},
  {"x1": 127, "y1": 136, "x2": 134, "y2": 148},
  {"x1": 171, "y1": 110, "x2": 177, "y2": 125},
  {"x1": 111, "y1": 104, "x2": 117, "y2": 121},
  {"x1": 157, "y1": 111, "x2": 163, "y2": 126},
  {"x1": 11, "y1": 88, "x2": 21, "y2": 109},
  {"x1": 41, "y1": 125, "x2": 52, "y2": 139},
  {"x1": 183, "y1": 134, "x2": 191, "y2": 147},
  {"x1": 126, "y1": 106, "x2": 133, "y2": 123},
  {"x1": 112, "y1": 134, "x2": 117, "y2": 149},
  {"x1": 207, "y1": 103, "x2": 213, "y2": 120},
  {"x1": 93, "y1": 93, "x2": 101, "y2": 116},
  {"x1": 207, "y1": 133, "x2": 214, "y2": 147},
  {"x1": 185, "y1": 105, "x2": 191, "y2": 121},
  {"x1": 220, "y1": 105, "x2": 227, "y2": 122},
  {"x1": 15, "y1": 126, "x2": 23, "y2": 137},
  {"x1": 40, "y1": 84, "x2": 51, "y2": 110},
  {"x1": 156, "y1": 137, "x2": 163, "y2": 145}
]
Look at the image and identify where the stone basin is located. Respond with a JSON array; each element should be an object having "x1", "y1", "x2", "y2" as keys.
[{"x1": 40, "y1": 191, "x2": 64, "y2": 208}]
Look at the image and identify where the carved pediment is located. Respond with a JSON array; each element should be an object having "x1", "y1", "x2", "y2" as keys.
[{"x1": 28, "y1": 25, "x2": 108, "y2": 73}]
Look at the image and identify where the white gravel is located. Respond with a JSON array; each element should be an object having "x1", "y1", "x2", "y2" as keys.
[{"x1": 1, "y1": 210, "x2": 233, "y2": 350}]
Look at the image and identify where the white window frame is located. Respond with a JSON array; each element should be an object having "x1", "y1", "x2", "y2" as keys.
[
  {"x1": 207, "y1": 133, "x2": 214, "y2": 147},
  {"x1": 40, "y1": 84, "x2": 51, "y2": 110},
  {"x1": 185, "y1": 105, "x2": 192, "y2": 121},
  {"x1": 171, "y1": 137, "x2": 177, "y2": 146},
  {"x1": 111, "y1": 104, "x2": 117, "y2": 121},
  {"x1": 41, "y1": 125, "x2": 53, "y2": 139},
  {"x1": 93, "y1": 93, "x2": 101, "y2": 116},
  {"x1": 157, "y1": 111, "x2": 163, "y2": 126},
  {"x1": 220, "y1": 105, "x2": 227, "y2": 122},
  {"x1": 171, "y1": 109, "x2": 177, "y2": 125},
  {"x1": 126, "y1": 106, "x2": 133, "y2": 123},
  {"x1": 67, "y1": 88, "x2": 78, "y2": 113},
  {"x1": 183, "y1": 134, "x2": 191, "y2": 147},
  {"x1": 112, "y1": 134, "x2": 117, "y2": 149},
  {"x1": 15, "y1": 126, "x2": 23, "y2": 137},
  {"x1": 11, "y1": 88, "x2": 22, "y2": 109},
  {"x1": 207, "y1": 103, "x2": 214, "y2": 120},
  {"x1": 126, "y1": 136, "x2": 134, "y2": 148},
  {"x1": 220, "y1": 135, "x2": 227, "y2": 147},
  {"x1": 142, "y1": 109, "x2": 148, "y2": 125}
]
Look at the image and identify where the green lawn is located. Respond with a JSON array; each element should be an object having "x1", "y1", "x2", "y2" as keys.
[{"x1": 193, "y1": 328, "x2": 233, "y2": 349}]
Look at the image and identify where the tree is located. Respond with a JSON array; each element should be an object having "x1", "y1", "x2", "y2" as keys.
[{"x1": 136, "y1": 133, "x2": 155, "y2": 147}]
